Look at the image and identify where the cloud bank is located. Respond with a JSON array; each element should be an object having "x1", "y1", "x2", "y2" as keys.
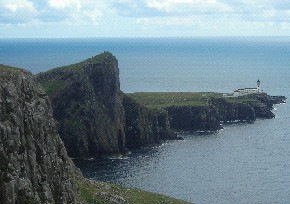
[{"x1": 0, "y1": 0, "x2": 289, "y2": 37}]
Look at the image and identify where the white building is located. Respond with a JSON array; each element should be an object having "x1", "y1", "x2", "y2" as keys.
[{"x1": 233, "y1": 80, "x2": 262, "y2": 97}]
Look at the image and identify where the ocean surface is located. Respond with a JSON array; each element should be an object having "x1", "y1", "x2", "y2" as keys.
[{"x1": 1, "y1": 37, "x2": 290, "y2": 203}]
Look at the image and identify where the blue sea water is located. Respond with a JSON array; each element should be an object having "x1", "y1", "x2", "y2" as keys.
[{"x1": 1, "y1": 37, "x2": 290, "y2": 203}]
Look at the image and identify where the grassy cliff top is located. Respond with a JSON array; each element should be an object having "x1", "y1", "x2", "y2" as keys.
[
  {"x1": 127, "y1": 92, "x2": 266, "y2": 110},
  {"x1": 0, "y1": 64, "x2": 29, "y2": 75},
  {"x1": 223, "y1": 93, "x2": 267, "y2": 104},
  {"x1": 43, "y1": 51, "x2": 116, "y2": 73},
  {"x1": 78, "y1": 179, "x2": 190, "y2": 204},
  {"x1": 126, "y1": 92, "x2": 223, "y2": 110},
  {"x1": 37, "y1": 52, "x2": 117, "y2": 96}
]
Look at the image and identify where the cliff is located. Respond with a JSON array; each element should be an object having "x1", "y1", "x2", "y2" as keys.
[
  {"x1": 208, "y1": 97, "x2": 256, "y2": 122},
  {"x1": 37, "y1": 52, "x2": 126, "y2": 157},
  {"x1": 0, "y1": 64, "x2": 190, "y2": 204},
  {"x1": 222, "y1": 93, "x2": 275, "y2": 120},
  {"x1": 0, "y1": 65, "x2": 79, "y2": 203},
  {"x1": 123, "y1": 95, "x2": 174, "y2": 149},
  {"x1": 167, "y1": 105, "x2": 221, "y2": 131},
  {"x1": 128, "y1": 92, "x2": 284, "y2": 132},
  {"x1": 37, "y1": 52, "x2": 175, "y2": 157}
]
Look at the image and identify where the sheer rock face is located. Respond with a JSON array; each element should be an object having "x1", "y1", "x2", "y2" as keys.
[
  {"x1": 37, "y1": 53, "x2": 126, "y2": 157},
  {"x1": 0, "y1": 67, "x2": 79, "y2": 204},
  {"x1": 123, "y1": 95, "x2": 174, "y2": 149},
  {"x1": 167, "y1": 106, "x2": 221, "y2": 131},
  {"x1": 208, "y1": 98, "x2": 256, "y2": 123}
]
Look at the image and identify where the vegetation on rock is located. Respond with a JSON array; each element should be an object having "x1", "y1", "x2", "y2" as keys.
[{"x1": 37, "y1": 52, "x2": 126, "y2": 157}]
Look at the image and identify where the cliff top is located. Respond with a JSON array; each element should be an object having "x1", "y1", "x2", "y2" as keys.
[
  {"x1": 0, "y1": 64, "x2": 30, "y2": 75},
  {"x1": 127, "y1": 92, "x2": 267, "y2": 110},
  {"x1": 40, "y1": 51, "x2": 116, "y2": 74},
  {"x1": 36, "y1": 51, "x2": 118, "y2": 96},
  {"x1": 127, "y1": 92, "x2": 222, "y2": 110}
]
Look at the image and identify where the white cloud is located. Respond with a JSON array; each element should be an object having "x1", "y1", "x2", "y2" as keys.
[
  {"x1": 48, "y1": 0, "x2": 81, "y2": 10},
  {"x1": 1, "y1": 0, "x2": 290, "y2": 37},
  {"x1": 146, "y1": 0, "x2": 233, "y2": 13},
  {"x1": 0, "y1": 0, "x2": 38, "y2": 24},
  {"x1": 83, "y1": 8, "x2": 103, "y2": 24},
  {"x1": 4, "y1": 0, "x2": 36, "y2": 13},
  {"x1": 44, "y1": 0, "x2": 110, "y2": 24},
  {"x1": 137, "y1": 16, "x2": 199, "y2": 27},
  {"x1": 281, "y1": 22, "x2": 290, "y2": 31}
]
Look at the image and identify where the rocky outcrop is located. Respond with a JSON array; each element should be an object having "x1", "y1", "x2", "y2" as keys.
[
  {"x1": 123, "y1": 95, "x2": 174, "y2": 149},
  {"x1": 126, "y1": 91, "x2": 286, "y2": 133},
  {"x1": 37, "y1": 52, "x2": 175, "y2": 157},
  {"x1": 0, "y1": 65, "x2": 80, "y2": 204},
  {"x1": 208, "y1": 97, "x2": 256, "y2": 122},
  {"x1": 37, "y1": 52, "x2": 126, "y2": 158},
  {"x1": 0, "y1": 64, "x2": 188, "y2": 204},
  {"x1": 167, "y1": 105, "x2": 221, "y2": 131},
  {"x1": 270, "y1": 96, "x2": 287, "y2": 104}
]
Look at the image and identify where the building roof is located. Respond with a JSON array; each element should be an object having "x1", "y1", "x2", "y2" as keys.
[{"x1": 236, "y1": 88, "x2": 257, "y2": 90}]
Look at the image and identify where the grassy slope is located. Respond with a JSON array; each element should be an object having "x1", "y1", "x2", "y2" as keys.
[
  {"x1": 127, "y1": 92, "x2": 222, "y2": 110},
  {"x1": 37, "y1": 52, "x2": 114, "y2": 96},
  {"x1": 77, "y1": 179, "x2": 190, "y2": 204},
  {"x1": 127, "y1": 92, "x2": 264, "y2": 111},
  {"x1": 0, "y1": 64, "x2": 27, "y2": 74}
]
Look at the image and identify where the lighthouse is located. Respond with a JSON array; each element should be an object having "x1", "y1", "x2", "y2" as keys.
[{"x1": 257, "y1": 79, "x2": 261, "y2": 92}]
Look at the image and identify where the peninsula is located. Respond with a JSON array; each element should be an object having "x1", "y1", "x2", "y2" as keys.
[{"x1": 36, "y1": 52, "x2": 286, "y2": 158}]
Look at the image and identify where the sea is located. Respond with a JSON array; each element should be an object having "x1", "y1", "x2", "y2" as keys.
[{"x1": 1, "y1": 37, "x2": 290, "y2": 203}]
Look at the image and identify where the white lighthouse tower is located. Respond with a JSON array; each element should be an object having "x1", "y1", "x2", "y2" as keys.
[{"x1": 257, "y1": 79, "x2": 261, "y2": 92}]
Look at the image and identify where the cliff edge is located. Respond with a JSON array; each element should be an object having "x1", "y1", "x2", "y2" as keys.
[
  {"x1": 0, "y1": 65, "x2": 80, "y2": 203},
  {"x1": 37, "y1": 52, "x2": 126, "y2": 157}
]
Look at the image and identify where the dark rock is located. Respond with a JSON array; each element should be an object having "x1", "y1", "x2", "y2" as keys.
[
  {"x1": 123, "y1": 94, "x2": 175, "y2": 149},
  {"x1": 37, "y1": 52, "x2": 126, "y2": 158},
  {"x1": 208, "y1": 97, "x2": 256, "y2": 123},
  {"x1": 167, "y1": 105, "x2": 222, "y2": 131},
  {"x1": 270, "y1": 95, "x2": 287, "y2": 104},
  {"x1": 0, "y1": 66, "x2": 80, "y2": 204}
]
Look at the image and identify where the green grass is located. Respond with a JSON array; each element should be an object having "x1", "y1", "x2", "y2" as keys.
[
  {"x1": 127, "y1": 92, "x2": 223, "y2": 110},
  {"x1": 127, "y1": 92, "x2": 266, "y2": 111},
  {"x1": 45, "y1": 52, "x2": 115, "y2": 73},
  {"x1": 0, "y1": 64, "x2": 26, "y2": 74},
  {"x1": 77, "y1": 180, "x2": 190, "y2": 204},
  {"x1": 224, "y1": 93, "x2": 264, "y2": 104},
  {"x1": 39, "y1": 80, "x2": 65, "y2": 96}
]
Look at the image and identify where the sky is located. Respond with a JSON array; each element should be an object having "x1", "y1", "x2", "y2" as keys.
[{"x1": 0, "y1": 0, "x2": 290, "y2": 38}]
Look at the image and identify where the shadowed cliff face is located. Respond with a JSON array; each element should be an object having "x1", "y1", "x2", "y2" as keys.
[
  {"x1": 0, "y1": 66, "x2": 79, "y2": 204},
  {"x1": 208, "y1": 97, "x2": 256, "y2": 123},
  {"x1": 167, "y1": 106, "x2": 221, "y2": 131},
  {"x1": 37, "y1": 52, "x2": 126, "y2": 157},
  {"x1": 128, "y1": 92, "x2": 282, "y2": 132},
  {"x1": 123, "y1": 95, "x2": 174, "y2": 149}
]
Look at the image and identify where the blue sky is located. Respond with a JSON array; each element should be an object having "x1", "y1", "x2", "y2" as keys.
[{"x1": 0, "y1": 0, "x2": 290, "y2": 38}]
